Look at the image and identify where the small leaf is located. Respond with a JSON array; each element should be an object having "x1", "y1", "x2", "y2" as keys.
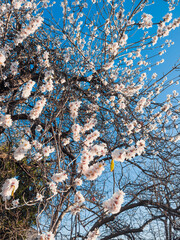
[
  {"x1": 110, "y1": 159, "x2": 114, "y2": 172},
  {"x1": 11, "y1": 186, "x2": 15, "y2": 197}
]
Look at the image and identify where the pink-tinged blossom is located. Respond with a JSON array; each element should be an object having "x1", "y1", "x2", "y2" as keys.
[
  {"x1": 152, "y1": 35, "x2": 158, "y2": 45},
  {"x1": 135, "y1": 97, "x2": 147, "y2": 113},
  {"x1": 72, "y1": 123, "x2": 82, "y2": 142},
  {"x1": 90, "y1": 143, "x2": 107, "y2": 157},
  {"x1": 1, "y1": 178, "x2": 19, "y2": 201},
  {"x1": 86, "y1": 229, "x2": 100, "y2": 240},
  {"x1": 48, "y1": 182, "x2": 57, "y2": 195},
  {"x1": 42, "y1": 145, "x2": 55, "y2": 157},
  {"x1": 40, "y1": 84, "x2": 46, "y2": 93},
  {"x1": 78, "y1": 149, "x2": 93, "y2": 173},
  {"x1": 82, "y1": 117, "x2": 97, "y2": 133},
  {"x1": 15, "y1": 16, "x2": 44, "y2": 45},
  {"x1": 22, "y1": 80, "x2": 35, "y2": 98},
  {"x1": 74, "y1": 178, "x2": 83, "y2": 186},
  {"x1": 45, "y1": 79, "x2": 53, "y2": 92},
  {"x1": 14, "y1": 139, "x2": 31, "y2": 161},
  {"x1": 71, "y1": 191, "x2": 85, "y2": 215},
  {"x1": 84, "y1": 162, "x2": 105, "y2": 180},
  {"x1": 119, "y1": 33, "x2": 128, "y2": 46},
  {"x1": 74, "y1": 191, "x2": 85, "y2": 205},
  {"x1": 62, "y1": 137, "x2": 70, "y2": 146},
  {"x1": 114, "y1": 83, "x2": 125, "y2": 92},
  {"x1": 0, "y1": 51, "x2": 6, "y2": 66},
  {"x1": 70, "y1": 205, "x2": 81, "y2": 215},
  {"x1": 10, "y1": 61, "x2": 18, "y2": 75},
  {"x1": 140, "y1": 13, "x2": 153, "y2": 29},
  {"x1": 163, "y1": 13, "x2": 172, "y2": 22},
  {"x1": 39, "y1": 231, "x2": 55, "y2": 240},
  {"x1": 108, "y1": 42, "x2": 119, "y2": 55},
  {"x1": 32, "y1": 140, "x2": 43, "y2": 150},
  {"x1": 12, "y1": 0, "x2": 23, "y2": 10},
  {"x1": 103, "y1": 61, "x2": 114, "y2": 70},
  {"x1": 161, "y1": 103, "x2": 170, "y2": 112},
  {"x1": 136, "y1": 139, "x2": 146, "y2": 148},
  {"x1": 33, "y1": 152, "x2": 43, "y2": 161},
  {"x1": 36, "y1": 125, "x2": 42, "y2": 132},
  {"x1": 69, "y1": 100, "x2": 81, "y2": 119},
  {"x1": 52, "y1": 171, "x2": 68, "y2": 183},
  {"x1": 152, "y1": 73, "x2": 157, "y2": 79},
  {"x1": 40, "y1": 70, "x2": 54, "y2": 92},
  {"x1": 103, "y1": 190, "x2": 125, "y2": 214},
  {"x1": 30, "y1": 96, "x2": 46, "y2": 120},
  {"x1": 111, "y1": 149, "x2": 126, "y2": 162},
  {"x1": 126, "y1": 146, "x2": 137, "y2": 159},
  {"x1": 36, "y1": 193, "x2": 44, "y2": 201},
  {"x1": 84, "y1": 130, "x2": 100, "y2": 146},
  {"x1": 127, "y1": 123, "x2": 134, "y2": 131},
  {"x1": 136, "y1": 140, "x2": 146, "y2": 155},
  {"x1": 12, "y1": 199, "x2": 19, "y2": 207},
  {"x1": 24, "y1": 1, "x2": 33, "y2": 9},
  {"x1": 0, "y1": 114, "x2": 12, "y2": 128},
  {"x1": 42, "y1": 51, "x2": 50, "y2": 67}
]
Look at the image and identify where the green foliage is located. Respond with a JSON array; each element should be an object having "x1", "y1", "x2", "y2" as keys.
[{"x1": 0, "y1": 143, "x2": 42, "y2": 240}]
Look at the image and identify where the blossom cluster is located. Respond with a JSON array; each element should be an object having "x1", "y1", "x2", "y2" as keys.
[
  {"x1": 69, "y1": 100, "x2": 81, "y2": 119},
  {"x1": 72, "y1": 123, "x2": 81, "y2": 142},
  {"x1": 135, "y1": 97, "x2": 147, "y2": 113},
  {"x1": 90, "y1": 143, "x2": 108, "y2": 157},
  {"x1": 40, "y1": 79, "x2": 53, "y2": 92},
  {"x1": 119, "y1": 33, "x2": 128, "y2": 46},
  {"x1": 1, "y1": 178, "x2": 19, "y2": 201},
  {"x1": 82, "y1": 117, "x2": 97, "y2": 133},
  {"x1": 15, "y1": 16, "x2": 44, "y2": 45},
  {"x1": 108, "y1": 42, "x2": 119, "y2": 55},
  {"x1": 86, "y1": 229, "x2": 100, "y2": 240},
  {"x1": 139, "y1": 13, "x2": 153, "y2": 29},
  {"x1": 78, "y1": 143, "x2": 107, "y2": 180},
  {"x1": 39, "y1": 231, "x2": 55, "y2": 240},
  {"x1": 103, "y1": 190, "x2": 125, "y2": 214},
  {"x1": 111, "y1": 140, "x2": 146, "y2": 162},
  {"x1": 30, "y1": 96, "x2": 46, "y2": 120},
  {"x1": 10, "y1": 61, "x2": 18, "y2": 75},
  {"x1": 52, "y1": 171, "x2": 68, "y2": 183},
  {"x1": 12, "y1": 0, "x2": 23, "y2": 10},
  {"x1": 42, "y1": 145, "x2": 55, "y2": 157},
  {"x1": 0, "y1": 50, "x2": 6, "y2": 66},
  {"x1": 40, "y1": 70, "x2": 54, "y2": 92},
  {"x1": 0, "y1": 114, "x2": 12, "y2": 128},
  {"x1": 22, "y1": 80, "x2": 35, "y2": 98},
  {"x1": 32, "y1": 140, "x2": 43, "y2": 150},
  {"x1": 70, "y1": 191, "x2": 85, "y2": 215},
  {"x1": 14, "y1": 139, "x2": 31, "y2": 161},
  {"x1": 112, "y1": 149, "x2": 126, "y2": 162},
  {"x1": 84, "y1": 161, "x2": 106, "y2": 181},
  {"x1": 84, "y1": 130, "x2": 100, "y2": 146},
  {"x1": 157, "y1": 16, "x2": 180, "y2": 37},
  {"x1": 103, "y1": 61, "x2": 114, "y2": 70}
]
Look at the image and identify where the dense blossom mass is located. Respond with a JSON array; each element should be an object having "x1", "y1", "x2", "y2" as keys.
[{"x1": 0, "y1": 0, "x2": 180, "y2": 239}]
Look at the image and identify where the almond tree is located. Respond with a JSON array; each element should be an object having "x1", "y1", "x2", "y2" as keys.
[{"x1": 0, "y1": 0, "x2": 180, "y2": 239}]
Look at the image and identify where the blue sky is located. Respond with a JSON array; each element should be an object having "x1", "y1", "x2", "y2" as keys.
[{"x1": 45, "y1": 0, "x2": 180, "y2": 74}]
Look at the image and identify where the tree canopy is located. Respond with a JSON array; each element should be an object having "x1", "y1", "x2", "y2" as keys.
[{"x1": 0, "y1": 0, "x2": 180, "y2": 239}]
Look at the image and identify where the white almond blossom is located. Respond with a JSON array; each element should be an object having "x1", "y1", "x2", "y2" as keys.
[{"x1": 1, "y1": 178, "x2": 19, "y2": 201}]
